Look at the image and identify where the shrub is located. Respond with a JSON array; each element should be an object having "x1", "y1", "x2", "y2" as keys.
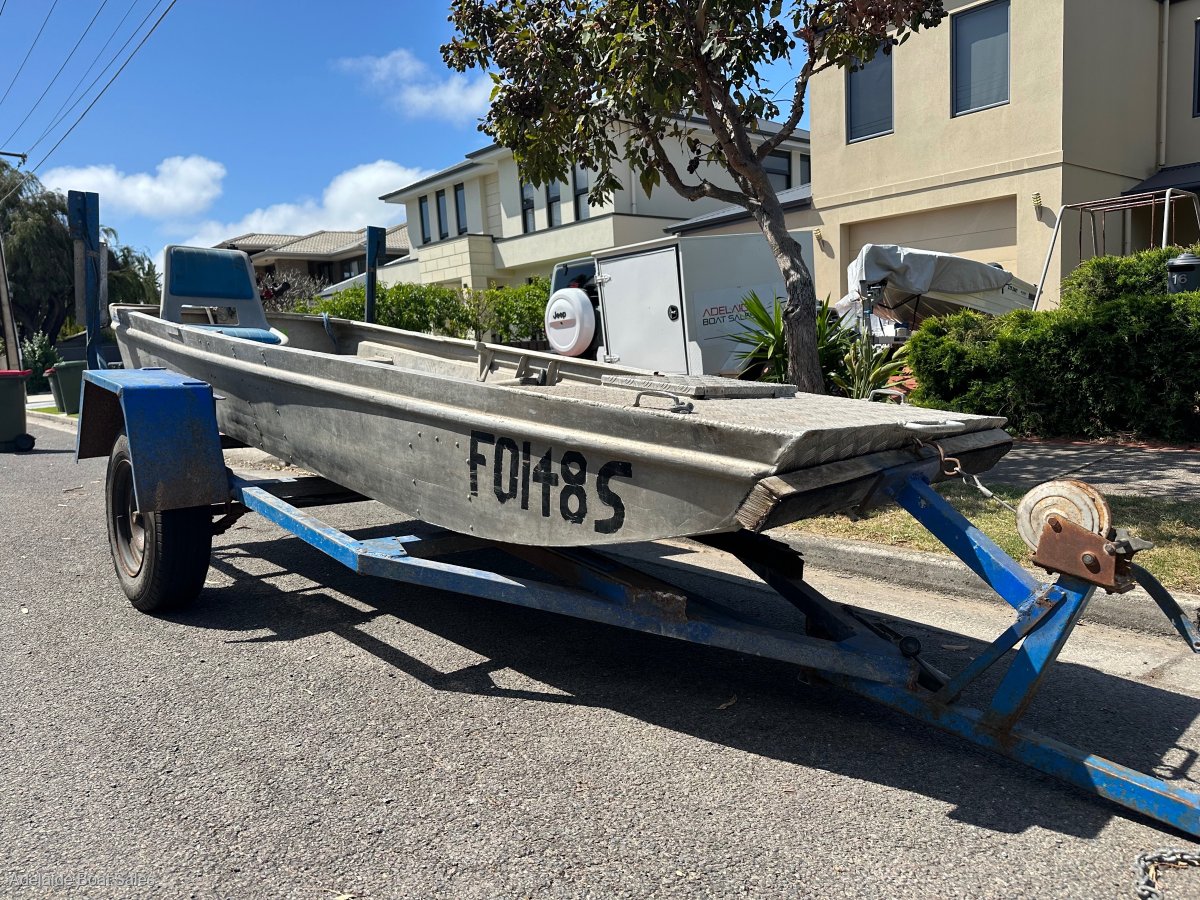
[
  {"x1": 20, "y1": 332, "x2": 62, "y2": 393},
  {"x1": 299, "y1": 279, "x2": 551, "y2": 344},
  {"x1": 490, "y1": 277, "x2": 550, "y2": 342},
  {"x1": 260, "y1": 273, "x2": 330, "y2": 312},
  {"x1": 298, "y1": 282, "x2": 467, "y2": 337},
  {"x1": 908, "y1": 292, "x2": 1200, "y2": 441},
  {"x1": 1060, "y1": 242, "x2": 1200, "y2": 309}
]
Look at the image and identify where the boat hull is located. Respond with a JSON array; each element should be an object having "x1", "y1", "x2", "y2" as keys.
[{"x1": 113, "y1": 310, "x2": 1010, "y2": 547}]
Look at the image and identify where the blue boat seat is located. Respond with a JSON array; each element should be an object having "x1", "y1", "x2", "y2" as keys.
[
  {"x1": 188, "y1": 325, "x2": 282, "y2": 345},
  {"x1": 159, "y1": 245, "x2": 288, "y2": 345}
]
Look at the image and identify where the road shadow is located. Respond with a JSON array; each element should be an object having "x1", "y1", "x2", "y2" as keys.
[
  {"x1": 170, "y1": 522, "x2": 1200, "y2": 842},
  {"x1": 11, "y1": 447, "x2": 76, "y2": 456}
]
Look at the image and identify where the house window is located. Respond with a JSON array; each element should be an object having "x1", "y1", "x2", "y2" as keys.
[
  {"x1": 436, "y1": 190, "x2": 449, "y2": 240},
  {"x1": 1194, "y1": 19, "x2": 1200, "y2": 117},
  {"x1": 418, "y1": 196, "x2": 431, "y2": 244},
  {"x1": 764, "y1": 150, "x2": 791, "y2": 192},
  {"x1": 800, "y1": 154, "x2": 812, "y2": 185},
  {"x1": 846, "y1": 48, "x2": 893, "y2": 142},
  {"x1": 546, "y1": 181, "x2": 562, "y2": 227},
  {"x1": 572, "y1": 165, "x2": 590, "y2": 221},
  {"x1": 952, "y1": 0, "x2": 1010, "y2": 116},
  {"x1": 454, "y1": 182, "x2": 468, "y2": 234},
  {"x1": 521, "y1": 181, "x2": 536, "y2": 233}
]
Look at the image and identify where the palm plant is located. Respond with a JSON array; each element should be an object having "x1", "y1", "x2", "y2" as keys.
[
  {"x1": 816, "y1": 296, "x2": 855, "y2": 393},
  {"x1": 731, "y1": 291, "x2": 857, "y2": 390},
  {"x1": 728, "y1": 290, "x2": 788, "y2": 382},
  {"x1": 831, "y1": 330, "x2": 910, "y2": 400}
]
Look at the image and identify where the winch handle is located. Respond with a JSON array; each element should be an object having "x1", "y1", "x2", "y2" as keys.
[{"x1": 903, "y1": 420, "x2": 966, "y2": 436}]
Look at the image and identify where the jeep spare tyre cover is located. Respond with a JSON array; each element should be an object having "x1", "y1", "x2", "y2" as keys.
[{"x1": 544, "y1": 288, "x2": 595, "y2": 356}]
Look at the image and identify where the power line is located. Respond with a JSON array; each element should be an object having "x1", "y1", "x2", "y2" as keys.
[
  {"x1": 0, "y1": 0, "x2": 62, "y2": 110},
  {"x1": 26, "y1": 0, "x2": 145, "y2": 155},
  {"x1": 3, "y1": 0, "x2": 112, "y2": 148},
  {"x1": 27, "y1": 0, "x2": 179, "y2": 174}
]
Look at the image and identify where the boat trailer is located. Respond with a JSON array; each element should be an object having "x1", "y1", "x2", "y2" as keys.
[{"x1": 76, "y1": 367, "x2": 1200, "y2": 839}]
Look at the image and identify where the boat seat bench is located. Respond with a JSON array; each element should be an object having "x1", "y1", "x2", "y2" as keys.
[{"x1": 187, "y1": 325, "x2": 282, "y2": 345}]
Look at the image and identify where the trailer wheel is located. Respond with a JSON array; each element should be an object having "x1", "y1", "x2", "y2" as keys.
[{"x1": 105, "y1": 434, "x2": 213, "y2": 613}]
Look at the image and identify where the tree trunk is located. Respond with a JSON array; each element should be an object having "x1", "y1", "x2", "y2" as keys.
[{"x1": 751, "y1": 194, "x2": 823, "y2": 394}]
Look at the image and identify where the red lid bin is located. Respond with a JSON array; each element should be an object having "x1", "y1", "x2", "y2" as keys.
[{"x1": 0, "y1": 370, "x2": 35, "y2": 452}]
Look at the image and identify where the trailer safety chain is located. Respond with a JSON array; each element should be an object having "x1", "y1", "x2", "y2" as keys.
[
  {"x1": 914, "y1": 438, "x2": 1018, "y2": 515},
  {"x1": 1133, "y1": 848, "x2": 1200, "y2": 900}
]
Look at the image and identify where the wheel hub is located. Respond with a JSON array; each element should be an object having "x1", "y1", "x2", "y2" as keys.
[{"x1": 111, "y1": 458, "x2": 146, "y2": 578}]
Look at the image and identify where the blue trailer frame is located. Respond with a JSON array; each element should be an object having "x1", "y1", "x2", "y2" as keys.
[{"x1": 77, "y1": 367, "x2": 1200, "y2": 839}]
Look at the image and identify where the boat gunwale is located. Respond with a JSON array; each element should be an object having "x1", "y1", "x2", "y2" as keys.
[{"x1": 115, "y1": 308, "x2": 1010, "y2": 484}]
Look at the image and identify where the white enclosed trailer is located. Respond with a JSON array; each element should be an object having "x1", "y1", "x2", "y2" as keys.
[{"x1": 546, "y1": 231, "x2": 815, "y2": 376}]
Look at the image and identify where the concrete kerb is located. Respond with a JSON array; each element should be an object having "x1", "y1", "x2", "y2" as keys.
[
  {"x1": 775, "y1": 531, "x2": 1200, "y2": 640},
  {"x1": 26, "y1": 409, "x2": 78, "y2": 432},
  {"x1": 27, "y1": 412, "x2": 1197, "y2": 639}
]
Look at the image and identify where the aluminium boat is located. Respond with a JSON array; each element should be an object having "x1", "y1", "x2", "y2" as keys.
[{"x1": 110, "y1": 246, "x2": 1011, "y2": 547}]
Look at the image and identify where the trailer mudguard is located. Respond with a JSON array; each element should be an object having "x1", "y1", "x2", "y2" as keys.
[{"x1": 76, "y1": 368, "x2": 228, "y2": 511}]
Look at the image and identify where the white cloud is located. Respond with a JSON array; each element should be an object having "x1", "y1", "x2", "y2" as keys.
[
  {"x1": 42, "y1": 155, "x2": 225, "y2": 218},
  {"x1": 177, "y1": 159, "x2": 434, "y2": 249},
  {"x1": 337, "y1": 47, "x2": 491, "y2": 125},
  {"x1": 339, "y1": 47, "x2": 426, "y2": 86}
]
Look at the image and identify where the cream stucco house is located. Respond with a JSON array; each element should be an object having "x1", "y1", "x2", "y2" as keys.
[
  {"x1": 670, "y1": 0, "x2": 1200, "y2": 306},
  {"x1": 375, "y1": 120, "x2": 811, "y2": 289}
]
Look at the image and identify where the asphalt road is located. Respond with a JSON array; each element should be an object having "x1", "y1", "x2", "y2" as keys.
[{"x1": 3, "y1": 420, "x2": 1200, "y2": 899}]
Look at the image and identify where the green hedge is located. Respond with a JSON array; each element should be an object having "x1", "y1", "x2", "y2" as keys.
[
  {"x1": 908, "y1": 248, "x2": 1200, "y2": 441},
  {"x1": 1059, "y1": 245, "x2": 1192, "y2": 309},
  {"x1": 298, "y1": 282, "x2": 466, "y2": 336},
  {"x1": 297, "y1": 278, "x2": 549, "y2": 343}
]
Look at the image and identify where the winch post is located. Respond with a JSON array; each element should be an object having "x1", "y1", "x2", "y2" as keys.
[
  {"x1": 887, "y1": 475, "x2": 1040, "y2": 609},
  {"x1": 868, "y1": 472, "x2": 1200, "y2": 836}
]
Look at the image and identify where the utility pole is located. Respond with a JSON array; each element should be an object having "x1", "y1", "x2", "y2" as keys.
[{"x1": 0, "y1": 150, "x2": 28, "y2": 370}]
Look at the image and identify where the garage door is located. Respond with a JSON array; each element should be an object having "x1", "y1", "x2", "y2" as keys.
[{"x1": 847, "y1": 197, "x2": 1018, "y2": 280}]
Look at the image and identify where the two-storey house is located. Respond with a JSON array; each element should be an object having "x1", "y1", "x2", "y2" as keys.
[
  {"x1": 376, "y1": 119, "x2": 811, "y2": 289},
  {"x1": 670, "y1": 0, "x2": 1200, "y2": 306}
]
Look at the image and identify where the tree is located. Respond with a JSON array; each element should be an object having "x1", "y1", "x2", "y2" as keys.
[
  {"x1": 0, "y1": 163, "x2": 73, "y2": 343},
  {"x1": 103, "y1": 228, "x2": 162, "y2": 306},
  {"x1": 444, "y1": 0, "x2": 945, "y2": 392},
  {"x1": 0, "y1": 163, "x2": 159, "y2": 345}
]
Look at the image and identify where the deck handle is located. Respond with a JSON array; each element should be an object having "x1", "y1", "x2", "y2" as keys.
[{"x1": 631, "y1": 390, "x2": 694, "y2": 414}]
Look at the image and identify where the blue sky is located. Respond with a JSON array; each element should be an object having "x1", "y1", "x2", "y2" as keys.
[
  {"x1": 0, "y1": 1, "x2": 805, "y2": 261},
  {"x1": 0, "y1": 1, "x2": 492, "y2": 257}
]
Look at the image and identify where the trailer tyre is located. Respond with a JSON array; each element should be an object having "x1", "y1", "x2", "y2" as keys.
[{"x1": 105, "y1": 434, "x2": 213, "y2": 613}]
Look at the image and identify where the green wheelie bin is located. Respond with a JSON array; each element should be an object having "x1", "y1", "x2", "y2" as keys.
[
  {"x1": 53, "y1": 360, "x2": 86, "y2": 415},
  {"x1": 0, "y1": 369, "x2": 35, "y2": 452},
  {"x1": 45, "y1": 366, "x2": 65, "y2": 412}
]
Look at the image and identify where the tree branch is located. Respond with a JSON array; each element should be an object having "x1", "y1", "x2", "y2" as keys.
[{"x1": 638, "y1": 119, "x2": 749, "y2": 208}]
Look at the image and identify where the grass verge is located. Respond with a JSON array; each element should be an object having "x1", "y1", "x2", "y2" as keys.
[
  {"x1": 30, "y1": 406, "x2": 77, "y2": 418},
  {"x1": 787, "y1": 482, "x2": 1200, "y2": 594}
]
